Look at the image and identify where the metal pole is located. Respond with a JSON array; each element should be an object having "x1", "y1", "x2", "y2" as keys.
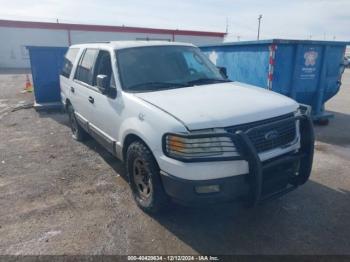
[
  {"x1": 257, "y1": 15, "x2": 262, "y2": 40},
  {"x1": 225, "y1": 17, "x2": 229, "y2": 34}
]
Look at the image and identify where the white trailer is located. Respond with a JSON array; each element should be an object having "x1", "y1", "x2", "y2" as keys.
[{"x1": 0, "y1": 19, "x2": 226, "y2": 68}]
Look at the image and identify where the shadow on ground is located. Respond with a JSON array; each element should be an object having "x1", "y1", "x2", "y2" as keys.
[
  {"x1": 79, "y1": 128, "x2": 350, "y2": 254},
  {"x1": 35, "y1": 109, "x2": 350, "y2": 254},
  {"x1": 84, "y1": 138, "x2": 127, "y2": 179},
  {"x1": 151, "y1": 182, "x2": 349, "y2": 254},
  {"x1": 315, "y1": 111, "x2": 350, "y2": 146},
  {"x1": 2, "y1": 71, "x2": 350, "y2": 255},
  {"x1": 37, "y1": 109, "x2": 70, "y2": 127}
]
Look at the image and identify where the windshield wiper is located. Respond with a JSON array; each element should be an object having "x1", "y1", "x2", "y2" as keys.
[
  {"x1": 126, "y1": 78, "x2": 231, "y2": 92},
  {"x1": 127, "y1": 81, "x2": 189, "y2": 91},
  {"x1": 187, "y1": 78, "x2": 231, "y2": 86}
]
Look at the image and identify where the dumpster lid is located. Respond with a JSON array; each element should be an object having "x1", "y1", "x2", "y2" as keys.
[
  {"x1": 201, "y1": 39, "x2": 350, "y2": 48},
  {"x1": 26, "y1": 46, "x2": 68, "y2": 51}
]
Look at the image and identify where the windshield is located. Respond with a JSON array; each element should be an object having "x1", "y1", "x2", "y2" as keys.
[{"x1": 116, "y1": 45, "x2": 228, "y2": 92}]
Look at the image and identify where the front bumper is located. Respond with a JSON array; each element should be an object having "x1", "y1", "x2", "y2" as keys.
[
  {"x1": 160, "y1": 114, "x2": 314, "y2": 206},
  {"x1": 161, "y1": 171, "x2": 249, "y2": 205}
]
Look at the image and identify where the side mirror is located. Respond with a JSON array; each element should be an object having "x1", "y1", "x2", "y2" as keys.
[
  {"x1": 217, "y1": 66, "x2": 228, "y2": 79},
  {"x1": 96, "y1": 74, "x2": 109, "y2": 94}
]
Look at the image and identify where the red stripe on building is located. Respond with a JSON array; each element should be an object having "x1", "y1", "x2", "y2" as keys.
[{"x1": 0, "y1": 19, "x2": 226, "y2": 37}]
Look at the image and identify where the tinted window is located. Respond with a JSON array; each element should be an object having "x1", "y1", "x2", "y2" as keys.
[
  {"x1": 92, "y1": 50, "x2": 114, "y2": 87},
  {"x1": 61, "y1": 48, "x2": 79, "y2": 78},
  {"x1": 116, "y1": 46, "x2": 224, "y2": 92},
  {"x1": 75, "y1": 49, "x2": 98, "y2": 85}
]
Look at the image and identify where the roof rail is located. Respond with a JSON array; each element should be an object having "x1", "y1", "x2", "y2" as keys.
[{"x1": 77, "y1": 41, "x2": 111, "y2": 44}]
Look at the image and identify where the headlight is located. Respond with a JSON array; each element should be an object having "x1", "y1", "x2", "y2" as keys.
[
  {"x1": 297, "y1": 104, "x2": 312, "y2": 116},
  {"x1": 163, "y1": 133, "x2": 239, "y2": 162}
]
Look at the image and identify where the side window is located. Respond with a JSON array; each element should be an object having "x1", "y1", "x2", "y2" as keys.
[
  {"x1": 61, "y1": 48, "x2": 79, "y2": 78},
  {"x1": 92, "y1": 50, "x2": 115, "y2": 88},
  {"x1": 75, "y1": 49, "x2": 98, "y2": 85}
]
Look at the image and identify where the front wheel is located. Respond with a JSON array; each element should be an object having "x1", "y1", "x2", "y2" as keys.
[{"x1": 126, "y1": 141, "x2": 169, "y2": 213}]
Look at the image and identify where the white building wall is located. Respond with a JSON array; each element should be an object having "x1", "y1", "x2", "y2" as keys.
[
  {"x1": 0, "y1": 27, "x2": 68, "y2": 68},
  {"x1": 0, "y1": 26, "x2": 224, "y2": 68},
  {"x1": 173, "y1": 34, "x2": 223, "y2": 45},
  {"x1": 70, "y1": 30, "x2": 173, "y2": 44}
]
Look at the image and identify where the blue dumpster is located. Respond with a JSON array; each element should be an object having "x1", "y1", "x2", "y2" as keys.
[
  {"x1": 26, "y1": 46, "x2": 68, "y2": 109},
  {"x1": 201, "y1": 39, "x2": 349, "y2": 123}
]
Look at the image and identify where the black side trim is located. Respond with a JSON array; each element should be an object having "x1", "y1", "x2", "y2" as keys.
[
  {"x1": 88, "y1": 124, "x2": 116, "y2": 155},
  {"x1": 74, "y1": 113, "x2": 89, "y2": 130}
]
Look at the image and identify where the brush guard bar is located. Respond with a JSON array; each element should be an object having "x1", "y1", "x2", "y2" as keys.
[{"x1": 162, "y1": 114, "x2": 315, "y2": 206}]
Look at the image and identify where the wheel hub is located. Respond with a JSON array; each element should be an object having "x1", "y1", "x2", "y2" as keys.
[{"x1": 133, "y1": 158, "x2": 152, "y2": 199}]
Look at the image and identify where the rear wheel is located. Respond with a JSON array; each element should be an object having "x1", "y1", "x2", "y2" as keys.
[
  {"x1": 67, "y1": 104, "x2": 88, "y2": 141},
  {"x1": 126, "y1": 141, "x2": 169, "y2": 213}
]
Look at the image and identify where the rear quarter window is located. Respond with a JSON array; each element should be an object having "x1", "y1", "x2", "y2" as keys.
[
  {"x1": 61, "y1": 48, "x2": 79, "y2": 78},
  {"x1": 75, "y1": 49, "x2": 98, "y2": 85}
]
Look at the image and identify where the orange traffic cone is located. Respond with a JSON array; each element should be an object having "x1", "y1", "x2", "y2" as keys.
[{"x1": 24, "y1": 74, "x2": 33, "y2": 93}]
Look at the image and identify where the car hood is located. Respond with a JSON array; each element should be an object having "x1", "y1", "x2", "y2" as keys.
[{"x1": 135, "y1": 82, "x2": 299, "y2": 130}]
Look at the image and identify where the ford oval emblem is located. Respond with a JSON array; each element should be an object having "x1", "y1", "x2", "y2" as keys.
[{"x1": 265, "y1": 130, "x2": 279, "y2": 140}]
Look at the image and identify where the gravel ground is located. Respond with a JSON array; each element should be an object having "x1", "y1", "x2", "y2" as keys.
[{"x1": 0, "y1": 69, "x2": 349, "y2": 255}]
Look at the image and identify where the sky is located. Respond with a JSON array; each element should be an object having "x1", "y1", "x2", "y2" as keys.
[{"x1": 0, "y1": 0, "x2": 349, "y2": 41}]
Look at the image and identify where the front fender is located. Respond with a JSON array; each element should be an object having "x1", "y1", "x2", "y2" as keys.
[
  {"x1": 117, "y1": 93, "x2": 188, "y2": 161},
  {"x1": 118, "y1": 117, "x2": 160, "y2": 157}
]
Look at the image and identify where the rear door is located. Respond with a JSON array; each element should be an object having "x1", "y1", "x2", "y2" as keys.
[
  {"x1": 71, "y1": 48, "x2": 99, "y2": 128},
  {"x1": 60, "y1": 47, "x2": 79, "y2": 105}
]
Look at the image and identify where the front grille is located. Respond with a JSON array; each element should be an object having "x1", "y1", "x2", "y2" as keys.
[{"x1": 226, "y1": 113, "x2": 297, "y2": 153}]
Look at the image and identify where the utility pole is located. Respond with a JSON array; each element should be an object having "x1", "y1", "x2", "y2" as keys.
[
  {"x1": 225, "y1": 17, "x2": 229, "y2": 34},
  {"x1": 257, "y1": 15, "x2": 262, "y2": 40}
]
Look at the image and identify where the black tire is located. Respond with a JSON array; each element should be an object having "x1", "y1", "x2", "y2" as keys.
[
  {"x1": 126, "y1": 141, "x2": 169, "y2": 213},
  {"x1": 67, "y1": 104, "x2": 88, "y2": 141}
]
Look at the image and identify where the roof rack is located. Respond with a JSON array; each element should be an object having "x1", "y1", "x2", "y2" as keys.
[{"x1": 79, "y1": 41, "x2": 111, "y2": 44}]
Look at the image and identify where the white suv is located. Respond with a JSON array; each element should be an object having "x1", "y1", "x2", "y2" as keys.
[{"x1": 60, "y1": 41, "x2": 314, "y2": 213}]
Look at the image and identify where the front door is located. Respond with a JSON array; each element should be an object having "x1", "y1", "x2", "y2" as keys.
[{"x1": 86, "y1": 49, "x2": 122, "y2": 155}]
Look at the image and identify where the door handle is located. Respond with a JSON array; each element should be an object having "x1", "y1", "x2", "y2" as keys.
[
  {"x1": 70, "y1": 86, "x2": 75, "y2": 93},
  {"x1": 88, "y1": 96, "x2": 94, "y2": 104}
]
